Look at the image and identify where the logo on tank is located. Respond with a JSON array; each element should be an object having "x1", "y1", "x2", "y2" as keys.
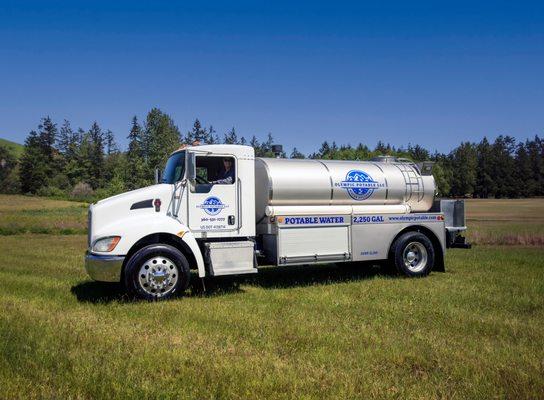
[
  {"x1": 197, "y1": 196, "x2": 229, "y2": 216},
  {"x1": 336, "y1": 170, "x2": 384, "y2": 201}
]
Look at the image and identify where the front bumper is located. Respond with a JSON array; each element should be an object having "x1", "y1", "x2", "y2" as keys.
[{"x1": 85, "y1": 252, "x2": 125, "y2": 282}]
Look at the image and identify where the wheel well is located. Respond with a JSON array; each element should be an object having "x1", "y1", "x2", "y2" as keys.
[
  {"x1": 122, "y1": 233, "x2": 198, "y2": 278},
  {"x1": 389, "y1": 225, "x2": 445, "y2": 272}
]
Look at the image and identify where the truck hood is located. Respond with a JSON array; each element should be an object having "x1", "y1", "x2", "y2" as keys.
[
  {"x1": 93, "y1": 183, "x2": 172, "y2": 212},
  {"x1": 89, "y1": 184, "x2": 175, "y2": 245}
]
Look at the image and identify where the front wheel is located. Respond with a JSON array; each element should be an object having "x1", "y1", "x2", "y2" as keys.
[
  {"x1": 124, "y1": 244, "x2": 190, "y2": 300},
  {"x1": 390, "y1": 231, "x2": 435, "y2": 277}
]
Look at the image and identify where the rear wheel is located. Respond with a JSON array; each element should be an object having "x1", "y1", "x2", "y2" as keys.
[
  {"x1": 390, "y1": 231, "x2": 435, "y2": 277},
  {"x1": 124, "y1": 244, "x2": 190, "y2": 300}
]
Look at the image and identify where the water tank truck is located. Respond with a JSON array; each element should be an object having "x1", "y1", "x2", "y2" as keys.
[{"x1": 85, "y1": 144, "x2": 469, "y2": 299}]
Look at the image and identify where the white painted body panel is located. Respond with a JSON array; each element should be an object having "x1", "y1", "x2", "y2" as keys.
[
  {"x1": 184, "y1": 145, "x2": 256, "y2": 239},
  {"x1": 351, "y1": 213, "x2": 446, "y2": 261},
  {"x1": 88, "y1": 184, "x2": 206, "y2": 277},
  {"x1": 270, "y1": 213, "x2": 445, "y2": 265}
]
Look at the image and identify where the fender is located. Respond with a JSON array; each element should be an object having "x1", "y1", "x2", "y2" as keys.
[{"x1": 91, "y1": 213, "x2": 206, "y2": 277}]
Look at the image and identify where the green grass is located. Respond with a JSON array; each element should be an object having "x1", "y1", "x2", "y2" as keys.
[
  {"x1": 0, "y1": 195, "x2": 543, "y2": 398},
  {"x1": 0, "y1": 235, "x2": 542, "y2": 399},
  {"x1": 0, "y1": 195, "x2": 87, "y2": 235},
  {"x1": 0, "y1": 138, "x2": 24, "y2": 158}
]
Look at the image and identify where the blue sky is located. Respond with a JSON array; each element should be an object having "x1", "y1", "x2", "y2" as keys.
[{"x1": 1, "y1": 1, "x2": 543, "y2": 154}]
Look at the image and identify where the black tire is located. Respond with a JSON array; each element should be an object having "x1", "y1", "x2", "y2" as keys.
[
  {"x1": 389, "y1": 231, "x2": 435, "y2": 277},
  {"x1": 124, "y1": 244, "x2": 190, "y2": 300}
]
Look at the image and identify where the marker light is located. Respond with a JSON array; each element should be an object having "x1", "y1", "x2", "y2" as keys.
[
  {"x1": 92, "y1": 236, "x2": 121, "y2": 252},
  {"x1": 154, "y1": 198, "x2": 161, "y2": 212}
]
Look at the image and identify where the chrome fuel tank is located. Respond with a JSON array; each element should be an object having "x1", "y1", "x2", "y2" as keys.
[{"x1": 254, "y1": 157, "x2": 435, "y2": 219}]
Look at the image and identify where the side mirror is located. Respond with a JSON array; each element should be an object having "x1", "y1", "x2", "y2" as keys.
[{"x1": 187, "y1": 152, "x2": 196, "y2": 182}]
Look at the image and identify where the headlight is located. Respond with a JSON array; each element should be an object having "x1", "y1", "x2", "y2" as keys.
[{"x1": 92, "y1": 236, "x2": 121, "y2": 252}]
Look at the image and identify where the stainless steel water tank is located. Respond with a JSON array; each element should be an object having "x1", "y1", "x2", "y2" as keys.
[{"x1": 254, "y1": 157, "x2": 435, "y2": 219}]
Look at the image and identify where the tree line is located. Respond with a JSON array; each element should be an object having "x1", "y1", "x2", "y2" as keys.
[
  {"x1": 0, "y1": 108, "x2": 282, "y2": 200},
  {"x1": 305, "y1": 136, "x2": 543, "y2": 198},
  {"x1": 0, "y1": 107, "x2": 542, "y2": 200}
]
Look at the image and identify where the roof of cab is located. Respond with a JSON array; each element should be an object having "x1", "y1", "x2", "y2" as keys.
[{"x1": 171, "y1": 143, "x2": 255, "y2": 159}]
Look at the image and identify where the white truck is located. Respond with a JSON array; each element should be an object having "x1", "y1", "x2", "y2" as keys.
[{"x1": 85, "y1": 144, "x2": 469, "y2": 299}]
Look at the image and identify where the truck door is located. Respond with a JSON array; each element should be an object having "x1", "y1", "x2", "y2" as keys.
[{"x1": 187, "y1": 154, "x2": 239, "y2": 233}]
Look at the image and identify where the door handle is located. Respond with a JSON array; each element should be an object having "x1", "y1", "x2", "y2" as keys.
[{"x1": 228, "y1": 215, "x2": 235, "y2": 225}]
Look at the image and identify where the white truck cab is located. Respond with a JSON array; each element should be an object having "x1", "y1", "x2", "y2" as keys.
[{"x1": 85, "y1": 144, "x2": 469, "y2": 299}]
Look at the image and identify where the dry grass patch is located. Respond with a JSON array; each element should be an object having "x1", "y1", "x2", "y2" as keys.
[{"x1": 465, "y1": 198, "x2": 544, "y2": 246}]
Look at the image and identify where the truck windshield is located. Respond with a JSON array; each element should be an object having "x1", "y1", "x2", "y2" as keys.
[{"x1": 161, "y1": 151, "x2": 186, "y2": 184}]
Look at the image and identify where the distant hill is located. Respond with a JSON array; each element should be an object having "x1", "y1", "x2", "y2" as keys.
[{"x1": 0, "y1": 138, "x2": 24, "y2": 158}]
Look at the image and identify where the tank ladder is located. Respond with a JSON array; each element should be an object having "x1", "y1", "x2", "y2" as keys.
[{"x1": 396, "y1": 163, "x2": 424, "y2": 202}]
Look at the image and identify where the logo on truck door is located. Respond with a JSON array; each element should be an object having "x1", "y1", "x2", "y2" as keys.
[
  {"x1": 336, "y1": 170, "x2": 384, "y2": 200},
  {"x1": 197, "y1": 196, "x2": 229, "y2": 216}
]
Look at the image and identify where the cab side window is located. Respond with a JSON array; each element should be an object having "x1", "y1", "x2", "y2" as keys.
[{"x1": 194, "y1": 156, "x2": 236, "y2": 192}]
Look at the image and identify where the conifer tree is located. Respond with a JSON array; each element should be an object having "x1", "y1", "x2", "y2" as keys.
[
  {"x1": 19, "y1": 117, "x2": 58, "y2": 193},
  {"x1": 515, "y1": 142, "x2": 532, "y2": 197},
  {"x1": 126, "y1": 116, "x2": 148, "y2": 189},
  {"x1": 449, "y1": 142, "x2": 477, "y2": 197},
  {"x1": 317, "y1": 141, "x2": 331, "y2": 158},
  {"x1": 290, "y1": 147, "x2": 305, "y2": 159},
  {"x1": 491, "y1": 135, "x2": 517, "y2": 198},
  {"x1": 185, "y1": 119, "x2": 207, "y2": 144},
  {"x1": 475, "y1": 137, "x2": 494, "y2": 198},
  {"x1": 83, "y1": 122, "x2": 105, "y2": 189},
  {"x1": 249, "y1": 135, "x2": 259, "y2": 150},
  {"x1": 206, "y1": 125, "x2": 219, "y2": 144},
  {"x1": 38, "y1": 116, "x2": 57, "y2": 158},
  {"x1": 224, "y1": 127, "x2": 238, "y2": 144},
  {"x1": 20, "y1": 131, "x2": 46, "y2": 193},
  {"x1": 57, "y1": 120, "x2": 83, "y2": 186},
  {"x1": 57, "y1": 120, "x2": 74, "y2": 156},
  {"x1": 105, "y1": 130, "x2": 118, "y2": 155},
  {"x1": 407, "y1": 144, "x2": 430, "y2": 161},
  {"x1": 375, "y1": 141, "x2": 390, "y2": 155},
  {"x1": 526, "y1": 136, "x2": 544, "y2": 196},
  {"x1": 144, "y1": 108, "x2": 181, "y2": 177}
]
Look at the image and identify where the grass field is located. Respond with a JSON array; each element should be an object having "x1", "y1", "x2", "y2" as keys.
[
  {"x1": 0, "y1": 195, "x2": 543, "y2": 399},
  {"x1": 0, "y1": 195, "x2": 87, "y2": 235},
  {"x1": 465, "y1": 198, "x2": 544, "y2": 246},
  {"x1": 0, "y1": 138, "x2": 24, "y2": 158}
]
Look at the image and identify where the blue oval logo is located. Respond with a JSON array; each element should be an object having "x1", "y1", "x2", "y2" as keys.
[
  {"x1": 197, "y1": 196, "x2": 228, "y2": 216},
  {"x1": 337, "y1": 170, "x2": 382, "y2": 200}
]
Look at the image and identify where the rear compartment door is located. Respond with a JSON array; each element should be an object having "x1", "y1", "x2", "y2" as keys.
[{"x1": 275, "y1": 215, "x2": 351, "y2": 265}]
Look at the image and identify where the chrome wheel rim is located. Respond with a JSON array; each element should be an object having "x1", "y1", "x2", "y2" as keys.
[
  {"x1": 138, "y1": 256, "x2": 179, "y2": 297},
  {"x1": 403, "y1": 242, "x2": 428, "y2": 273}
]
